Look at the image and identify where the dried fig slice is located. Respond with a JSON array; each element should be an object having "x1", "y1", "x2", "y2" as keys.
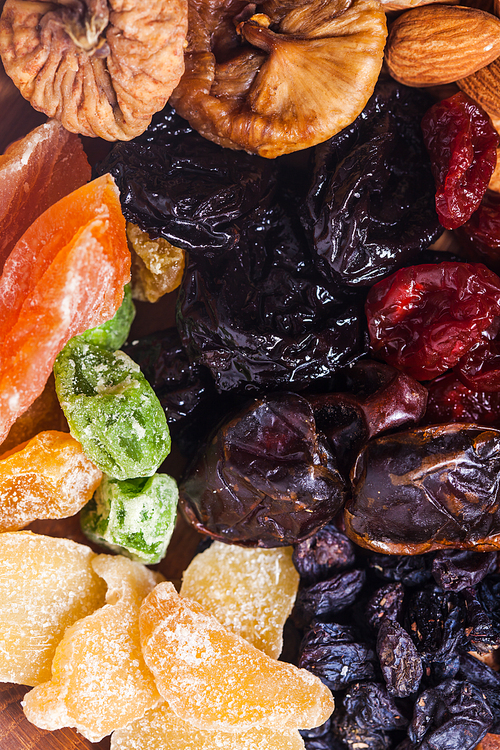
[
  {"x1": 170, "y1": 0, "x2": 387, "y2": 157},
  {"x1": 0, "y1": 0, "x2": 188, "y2": 140}
]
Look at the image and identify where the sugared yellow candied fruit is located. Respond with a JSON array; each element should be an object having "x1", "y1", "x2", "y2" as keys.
[
  {"x1": 23, "y1": 554, "x2": 163, "y2": 742},
  {"x1": 111, "y1": 699, "x2": 307, "y2": 750},
  {"x1": 180, "y1": 543, "x2": 299, "y2": 658},
  {"x1": 0, "y1": 430, "x2": 102, "y2": 532},
  {"x1": 0, "y1": 531, "x2": 106, "y2": 686},
  {"x1": 139, "y1": 582, "x2": 334, "y2": 733}
]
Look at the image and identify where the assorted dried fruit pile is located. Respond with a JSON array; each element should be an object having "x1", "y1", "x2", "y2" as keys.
[{"x1": 3, "y1": 0, "x2": 500, "y2": 747}]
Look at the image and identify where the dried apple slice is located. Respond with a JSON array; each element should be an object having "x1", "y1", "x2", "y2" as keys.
[{"x1": 170, "y1": 0, "x2": 387, "y2": 157}]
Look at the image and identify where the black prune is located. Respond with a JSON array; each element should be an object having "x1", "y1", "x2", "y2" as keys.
[
  {"x1": 299, "y1": 621, "x2": 377, "y2": 691},
  {"x1": 178, "y1": 392, "x2": 346, "y2": 547},
  {"x1": 302, "y1": 80, "x2": 441, "y2": 288},
  {"x1": 377, "y1": 618, "x2": 423, "y2": 698},
  {"x1": 432, "y1": 550, "x2": 497, "y2": 592},
  {"x1": 343, "y1": 682, "x2": 409, "y2": 731},
  {"x1": 366, "y1": 583, "x2": 405, "y2": 632},
  {"x1": 177, "y1": 198, "x2": 366, "y2": 393},
  {"x1": 405, "y1": 680, "x2": 493, "y2": 750},
  {"x1": 346, "y1": 424, "x2": 500, "y2": 554},
  {"x1": 293, "y1": 569, "x2": 366, "y2": 627},
  {"x1": 292, "y1": 524, "x2": 357, "y2": 585},
  {"x1": 95, "y1": 105, "x2": 278, "y2": 252}
]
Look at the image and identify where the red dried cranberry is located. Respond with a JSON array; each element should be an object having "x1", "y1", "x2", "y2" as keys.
[
  {"x1": 365, "y1": 262, "x2": 500, "y2": 380},
  {"x1": 423, "y1": 372, "x2": 500, "y2": 427},
  {"x1": 457, "y1": 333, "x2": 500, "y2": 392},
  {"x1": 421, "y1": 92, "x2": 498, "y2": 230},
  {"x1": 456, "y1": 191, "x2": 500, "y2": 273}
]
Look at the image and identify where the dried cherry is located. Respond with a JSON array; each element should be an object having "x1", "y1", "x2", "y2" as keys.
[
  {"x1": 178, "y1": 393, "x2": 346, "y2": 547},
  {"x1": 456, "y1": 191, "x2": 500, "y2": 273},
  {"x1": 421, "y1": 92, "x2": 499, "y2": 230},
  {"x1": 365, "y1": 262, "x2": 500, "y2": 380},
  {"x1": 422, "y1": 373, "x2": 500, "y2": 428},
  {"x1": 303, "y1": 79, "x2": 441, "y2": 287},
  {"x1": 457, "y1": 334, "x2": 500, "y2": 392}
]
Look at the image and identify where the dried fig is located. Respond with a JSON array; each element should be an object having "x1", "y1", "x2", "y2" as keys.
[
  {"x1": 170, "y1": 0, "x2": 387, "y2": 157},
  {"x1": 0, "y1": 0, "x2": 188, "y2": 140}
]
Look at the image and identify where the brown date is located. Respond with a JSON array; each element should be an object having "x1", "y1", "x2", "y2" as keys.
[{"x1": 345, "y1": 424, "x2": 500, "y2": 554}]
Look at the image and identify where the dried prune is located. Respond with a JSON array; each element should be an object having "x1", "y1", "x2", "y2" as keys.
[
  {"x1": 421, "y1": 93, "x2": 499, "y2": 230},
  {"x1": 405, "y1": 680, "x2": 493, "y2": 750},
  {"x1": 178, "y1": 393, "x2": 346, "y2": 547},
  {"x1": 432, "y1": 550, "x2": 497, "y2": 592},
  {"x1": 366, "y1": 583, "x2": 405, "y2": 631},
  {"x1": 292, "y1": 525, "x2": 357, "y2": 585},
  {"x1": 95, "y1": 105, "x2": 278, "y2": 252},
  {"x1": 294, "y1": 569, "x2": 366, "y2": 627},
  {"x1": 177, "y1": 198, "x2": 366, "y2": 393},
  {"x1": 342, "y1": 682, "x2": 408, "y2": 731},
  {"x1": 302, "y1": 79, "x2": 441, "y2": 287},
  {"x1": 299, "y1": 621, "x2": 377, "y2": 691},
  {"x1": 365, "y1": 262, "x2": 500, "y2": 381},
  {"x1": 346, "y1": 424, "x2": 500, "y2": 554},
  {"x1": 377, "y1": 618, "x2": 423, "y2": 698},
  {"x1": 422, "y1": 373, "x2": 500, "y2": 428}
]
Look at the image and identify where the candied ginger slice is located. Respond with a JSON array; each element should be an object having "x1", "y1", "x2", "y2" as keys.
[
  {"x1": 139, "y1": 582, "x2": 334, "y2": 732},
  {"x1": 0, "y1": 430, "x2": 102, "y2": 532},
  {"x1": 0, "y1": 531, "x2": 106, "y2": 686},
  {"x1": 0, "y1": 119, "x2": 91, "y2": 272},
  {"x1": 111, "y1": 699, "x2": 306, "y2": 750},
  {"x1": 180, "y1": 543, "x2": 299, "y2": 658},
  {"x1": 23, "y1": 554, "x2": 162, "y2": 742}
]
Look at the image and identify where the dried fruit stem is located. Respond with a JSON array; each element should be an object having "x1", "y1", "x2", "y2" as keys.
[{"x1": 58, "y1": 0, "x2": 109, "y2": 55}]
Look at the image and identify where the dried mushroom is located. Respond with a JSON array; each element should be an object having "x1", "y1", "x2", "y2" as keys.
[
  {"x1": 0, "y1": 0, "x2": 188, "y2": 140},
  {"x1": 169, "y1": 0, "x2": 387, "y2": 157}
]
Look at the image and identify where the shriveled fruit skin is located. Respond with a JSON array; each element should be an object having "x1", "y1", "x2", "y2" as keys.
[
  {"x1": 180, "y1": 543, "x2": 299, "y2": 658},
  {"x1": 0, "y1": 430, "x2": 102, "y2": 532},
  {"x1": 23, "y1": 554, "x2": 162, "y2": 742},
  {"x1": 0, "y1": 119, "x2": 91, "y2": 272},
  {"x1": 127, "y1": 223, "x2": 185, "y2": 303},
  {"x1": 0, "y1": 173, "x2": 130, "y2": 443},
  {"x1": 110, "y1": 699, "x2": 306, "y2": 750},
  {"x1": 139, "y1": 582, "x2": 334, "y2": 732},
  {"x1": 0, "y1": 531, "x2": 106, "y2": 686}
]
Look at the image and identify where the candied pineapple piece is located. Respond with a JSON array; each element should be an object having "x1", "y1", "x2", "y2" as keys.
[
  {"x1": 0, "y1": 531, "x2": 106, "y2": 686},
  {"x1": 0, "y1": 430, "x2": 102, "y2": 532},
  {"x1": 127, "y1": 222, "x2": 185, "y2": 303},
  {"x1": 139, "y1": 582, "x2": 334, "y2": 732},
  {"x1": 111, "y1": 699, "x2": 306, "y2": 750},
  {"x1": 180, "y1": 543, "x2": 299, "y2": 658},
  {"x1": 23, "y1": 554, "x2": 162, "y2": 742}
]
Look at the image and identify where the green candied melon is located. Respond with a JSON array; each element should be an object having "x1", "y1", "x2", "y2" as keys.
[
  {"x1": 81, "y1": 474, "x2": 178, "y2": 564},
  {"x1": 79, "y1": 284, "x2": 135, "y2": 351},
  {"x1": 54, "y1": 339, "x2": 170, "y2": 480}
]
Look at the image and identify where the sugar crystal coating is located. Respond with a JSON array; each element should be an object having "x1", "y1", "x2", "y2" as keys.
[
  {"x1": 23, "y1": 554, "x2": 162, "y2": 742},
  {"x1": 180, "y1": 543, "x2": 299, "y2": 658},
  {"x1": 0, "y1": 430, "x2": 102, "y2": 531},
  {"x1": 139, "y1": 582, "x2": 334, "y2": 732},
  {"x1": 0, "y1": 531, "x2": 106, "y2": 686},
  {"x1": 79, "y1": 284, "x2": 136, "y2": 352},
  {"x1": 81, "y1": 473, "x2": 178, "y2": 564},
  {"x1": 111, "y1": 699, "x2": 306, "y2": 750}
]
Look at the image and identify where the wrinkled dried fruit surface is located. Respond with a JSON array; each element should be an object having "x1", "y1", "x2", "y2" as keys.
[
  {"x1": 421, "y1": 92, "x2": 499, "y2": 230},
  {"x1": 170, "y1": 0, "x2": 387, "y2": 157},
  {"x1": 365, "y1": 262, "x2": 500, "y2": 380},
  {"x1": 0, "y1": 531, "x2": 106, "y2": 686},
  {"x1": 346, "y1": 424, "x2": 500, "y2": 553},
  {"x1": 139, "y1": 582, "x2": 335, "y2": 732},
  {"x1": 0, "y1": 119, "x2": 91, "y2": 272},
  {"x1": 292, "y1": 525, "x2": 356, "y2": 586},
  {"x1": 0, "y1": 0, "x2": 188, "y2": 140},
  {"x1": 293, "y1": 569, "x2": 365, "y2": 628},
  {"x1": 302, "y1": 80, "x2": 441, "y2": 286},
  {"x1": 456, "y1": 191, "x2": 500, "y2": 273},
  {"x1": 377, "y1": 617, "x2": 423, "y2": 698},
  {"x1": 0, "y1": 430, "x2": 102, "y2": 532},
  {"x1": 127, "y1": 223, "x2": 184, "y2": 302},
  {"x1": 179, "y1": 393, "x2": 346, "y2": 547},
  {"x1": 180, "y1": 543, "x2": 299, "y2": 658},
  {"x1": 422, "y1": 373, "x2": 500, "y2": 428},
  {"x1": 23, "y1": 554, "x2": 162, "y2": 741}
]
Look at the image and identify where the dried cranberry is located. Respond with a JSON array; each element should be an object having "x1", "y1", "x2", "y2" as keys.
[
  {"x1": 365, "y1": 262, "x2": 500, "y2": 380},
  {"x1": 457, "y1": 333, "x2": 500, "y2": 392},
  {"x1": 422, "y1": 372, "x2": 500, "y2": 428},
  {"x1": 421, "y1": 92, "x2": 498, "y2": 230},
  {"x1": 456, "y1": 191, "x2": 500, "y2": 273}
]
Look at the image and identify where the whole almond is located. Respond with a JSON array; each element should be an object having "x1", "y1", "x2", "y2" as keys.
[
  {"x1": 385, "y1": 5, "x2": 500, "y2": 87},
  {"x1": 458, "y1": 58, "x2": 500, "y2": 118}
]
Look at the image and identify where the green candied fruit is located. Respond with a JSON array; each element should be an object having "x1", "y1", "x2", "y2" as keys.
[
  {"x1": 79, "y1": 284, "x2": 135, "y2": 351},
  {"x1": 81, "y1": 474, "x2": 178, "y2": 564},
  {"x1": 54, "y1": 339, "x2": 170, "y2": 480}
]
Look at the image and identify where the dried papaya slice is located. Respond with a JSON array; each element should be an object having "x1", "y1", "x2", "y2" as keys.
[{"x1": 0, "y1": 173, "x2": 130, "y2": 443}]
